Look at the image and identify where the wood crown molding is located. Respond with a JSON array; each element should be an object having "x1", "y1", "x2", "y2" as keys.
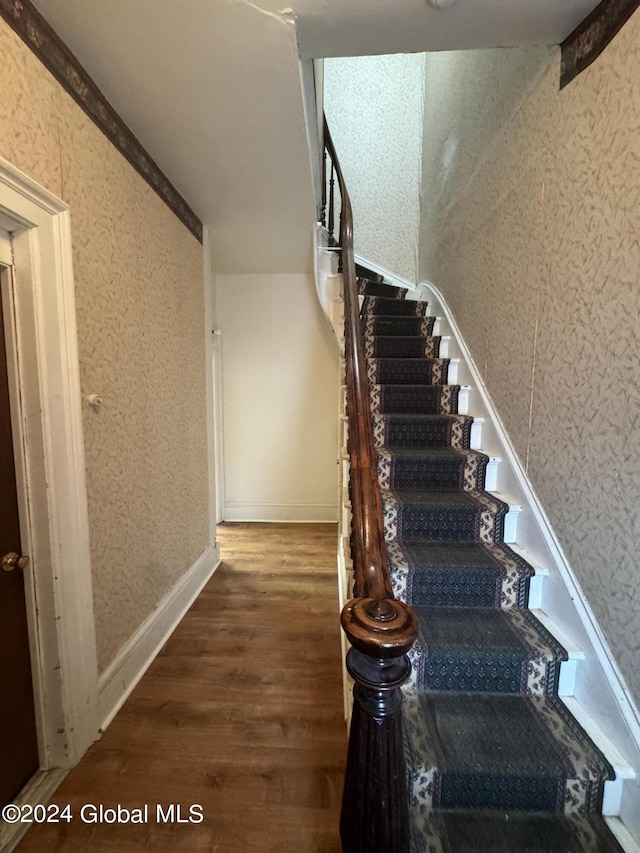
[
  {"x1": 0, "y1": 0, "x2": 203, "y2": 243},
  {"x1": 561, "y1": 0, "x2": 640, "y2": 88}
]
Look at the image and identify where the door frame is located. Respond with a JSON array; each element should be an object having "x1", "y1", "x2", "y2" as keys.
[
  {"x1": 0, "y1": 158, "x2": 99, "y2": 786},
  {"x1": 211, "y1": 329, "x2": 225, "y2": 525},
  {"x1": 203, "y1": 230, "x2": 225, "y2": 526}
]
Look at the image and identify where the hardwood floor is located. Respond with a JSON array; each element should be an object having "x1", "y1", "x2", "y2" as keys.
[{"x1": 16, "y1": 523, "x2": 346, "y2": 853}]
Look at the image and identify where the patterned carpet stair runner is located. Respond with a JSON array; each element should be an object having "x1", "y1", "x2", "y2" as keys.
[{"x1": 357, "y1": 275, "x2": 624, "y2": 853}]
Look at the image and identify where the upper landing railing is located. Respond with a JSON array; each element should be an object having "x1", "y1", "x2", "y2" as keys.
[{"x1": 322, "y1": 118, "x2": 419, "y2": 853}]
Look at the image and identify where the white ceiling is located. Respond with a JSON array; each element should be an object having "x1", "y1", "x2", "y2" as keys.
[
  {"x1": 289, "y1": 0, "x2": 601, "y2": 58},
  {"x1": 31, "y1": 0, "x2": 599, "y2": 274}
]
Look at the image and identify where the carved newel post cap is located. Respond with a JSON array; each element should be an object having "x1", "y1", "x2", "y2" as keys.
[
  {"x1": 363, "y1": 598, "x2": 397, "y2": 621},
  {"x1": 341, "y1": 597, "x2": 419, "y2": 659}
]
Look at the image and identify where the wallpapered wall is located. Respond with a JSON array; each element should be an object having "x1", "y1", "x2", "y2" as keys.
[
  {"x1": 324, "y1": 53, "x2": 425, "y2": 282},
  {"x1": 420, "y1": 24, "x2": 640, "y2": 707},
  {"x1": 0, "y1": 18, "x2": 210, "y2": 671}
]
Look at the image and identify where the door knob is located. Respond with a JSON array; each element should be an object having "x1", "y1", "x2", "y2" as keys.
[{"x1": 2, "y1": 552, "x2": 30, "y2": 572}]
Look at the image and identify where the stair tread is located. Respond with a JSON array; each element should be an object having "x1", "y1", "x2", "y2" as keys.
[
  {"x1": 369, "y1": 383, "x2": 460, "y2": 415},
  {"x1": 370, "y1": 335, "x2": 436, "y2": 342},
  {"x1": 369, "y1": 356, "x2": 447, "y2": 364},
  {"x1": 371, "y1": 383, "x2": 460, "y2": 392},
  {"x1": 411, "y1": 606, "x2": 567, "y2": 694},
  {"x1": 368, "y1": 356, "x2": 450, "y2": 386},
  {"x1": 382, "y1": 488, "x2": 509, "y2": 545},
  {"x1": 405, "y1": 691, "x2": 614, "y2": 783},
  {"x1": 379, "y1": 447, "x2": 485, "y2": 461},
  {"x1": 358, "y1": 279, "x2": 407, "y2": 298},
  {"x1": 395, "y1": 539, "x2": 533, "y2": 572},
  {"x1": 414, "y1": 605, "x2": 567, "y2": 662},
  {"x1": 377, "y1": 447, "x2": 488, "y2": 492},
  {"x1": 411, "y1": 810, "x2": 624, "y2": 853},
  {"x1": 366, "y1": 295, "x2": 421, "y2": 305},
  {"x1": 388, "y1": 539, "x2": 533, "y2": 609},
  {"x1": 373, "y1": 413, "x2": 473, "y2": 450},
  {"x1": 369, "y1": 336, "x2": 441, "y2": 358},
  {"x1": 383, "y1": 487, "x2": 508, "y2": 511},
  {"x1": 368, "y1": 335, "x2": 441, "y2": 359},
  {"x1": 362, "y1": 314, "x2": 436, "y2": 324},
  {"x1": 374, "y1": 412, "x2": 469, "y2": 422},
  {"x1": 354, "y1": 264, "x2": 384, "y2": 283},
  {"x1": 362, "y1": 315, "x2": 436, "y2": 337},
  {"x1": 362, "y1": 295, "x2": 428, "y2": 316}
]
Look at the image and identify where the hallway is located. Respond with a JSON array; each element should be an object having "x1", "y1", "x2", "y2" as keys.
[{"x1": 16, "y1": 523, "x2": 346, "y2": 853}]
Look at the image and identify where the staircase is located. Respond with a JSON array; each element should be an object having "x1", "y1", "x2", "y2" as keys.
[{"x1": 356, "y1": 265, "x2": 624, "y2": 852}]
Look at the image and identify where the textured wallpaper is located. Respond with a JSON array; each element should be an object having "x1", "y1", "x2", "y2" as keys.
[
  {"x1": 0, "y1": 18, "x2": 210, "y2": 671},
  {"x1": 324, "y1": 54, "x2": 424, "y2": 282},
  {"x1": 420, "y1": 25, "x2": 640, "y2": 707}
]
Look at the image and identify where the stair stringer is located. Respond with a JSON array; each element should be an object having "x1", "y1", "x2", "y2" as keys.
[
  {"x1": 313, "y1": 223, "x2": 343, "y2": 337},
  {"x1": 412, "y1": 276, "x2": 640, "y2": 846}
]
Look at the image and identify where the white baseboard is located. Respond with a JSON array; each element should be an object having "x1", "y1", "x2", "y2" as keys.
[
  {"x1": 0, "y1": 769, "x2": 68, "y2": 852},
  {"x1": 223, "y1": 502, "x2": 338, "y2": 522},
  {"x1": 98, "y1": 543, "x2": 220, "y2": 730},
  {"x1": 607, "y1": 816, "x2": 640, "y2": 853}
]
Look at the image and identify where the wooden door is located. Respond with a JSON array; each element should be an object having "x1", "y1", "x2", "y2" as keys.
[{"x1": 0, "y1": 253, "x2": 39, "y2": 805}]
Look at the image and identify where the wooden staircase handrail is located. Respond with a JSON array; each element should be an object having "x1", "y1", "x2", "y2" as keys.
[{"x1": 323, "y1": 116, "x2": 419, "y2": 853}]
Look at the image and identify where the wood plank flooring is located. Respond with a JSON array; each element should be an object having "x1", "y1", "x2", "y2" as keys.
[{"x1": 16, "y1": 523, "x2": 346, "y2": 853}]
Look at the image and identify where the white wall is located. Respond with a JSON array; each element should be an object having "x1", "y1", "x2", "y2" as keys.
[
  {"x1": 216, "y1": 274, "x2": 339, "y2": 521},
  {"x1": 324, "y1": 54, "x2": 425, "y2": 282},
  {"x1": 34, "y1": 0, "x2": 318, "y2": 275}
]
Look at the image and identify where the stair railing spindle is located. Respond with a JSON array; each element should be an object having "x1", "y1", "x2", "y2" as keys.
[
  {"x1": 321, "y1": 149, "x2": 327, "y2": 228},
  {"x1": 328, "y1": 160, "x2": 336, "y2": 239}
]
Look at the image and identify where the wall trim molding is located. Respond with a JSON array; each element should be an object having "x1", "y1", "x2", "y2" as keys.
[
  {"x1": 0, "y1": 0, "x2": 203, "y2": 243},
  {"x1": 561, "y1": 0, "x2": 640, "y2": 88},
  {"x1": 99, "y1": 544, "x2": 220, "y2": 731},
  {"x1": 203, "y1": 229, "x2": 220, "y2": 534},
  {"x1": 0, "y1": 769, "x2": 68, "y2": 853},
  {"x1": 0, "y1": 155, "x2": 100, "y2": 770}
]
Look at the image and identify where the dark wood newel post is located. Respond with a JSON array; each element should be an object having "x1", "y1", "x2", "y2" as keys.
[{"x1": 340, "y1": 597, "x2": 419, "y2": 853}]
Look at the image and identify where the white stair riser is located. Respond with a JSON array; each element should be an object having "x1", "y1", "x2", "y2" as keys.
[{"x1": 603, "y1": 780, "x2": 625, "y2": 817}]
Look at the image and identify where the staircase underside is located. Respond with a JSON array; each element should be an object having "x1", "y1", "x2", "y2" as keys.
[{"x1": 356, "y1": 270, "x2": 623, "y2": 853}]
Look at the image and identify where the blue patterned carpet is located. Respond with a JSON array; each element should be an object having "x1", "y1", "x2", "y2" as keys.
[{"x1": 357, "y1": 276, "x2": 623, "y2": 852}]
